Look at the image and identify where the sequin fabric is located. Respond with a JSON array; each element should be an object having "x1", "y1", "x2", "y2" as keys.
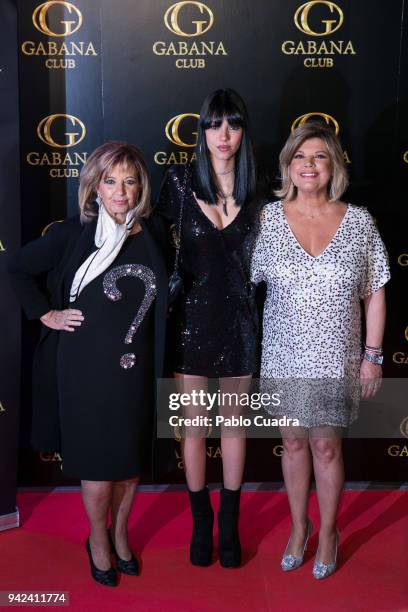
[
  {"x1": 120, "y1": 353, "x2": 137, "y2": 369},
  {"x1": 103, "y1": 264, "x2": 157, "y2": 369},
  {"x1": 251, "y1": 201, "x2": 391, "y2": 427},
  {"x1": 157, "y1": 164, "x2": 261, "y2": 376}
]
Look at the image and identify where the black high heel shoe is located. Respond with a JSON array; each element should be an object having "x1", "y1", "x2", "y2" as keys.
[
  {"x1": 108, "y1": 530, "x2": 139, "y2": 576},
  {"x1": 85, "y1": 538, "x2": 117, "y2": 587}
]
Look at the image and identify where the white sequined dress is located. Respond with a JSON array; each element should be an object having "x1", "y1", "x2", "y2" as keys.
[{"x1": 251, "y1": 201, "x2": 390, "y2": 427}]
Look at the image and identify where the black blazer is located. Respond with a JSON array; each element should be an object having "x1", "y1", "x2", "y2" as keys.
[{"x1": 8, "y1": 214, "x2": 168, "y2": 453}]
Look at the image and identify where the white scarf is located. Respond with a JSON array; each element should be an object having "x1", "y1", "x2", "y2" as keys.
[{"x1": 69, "y1": 200, "x2": 136, "y2": 302}]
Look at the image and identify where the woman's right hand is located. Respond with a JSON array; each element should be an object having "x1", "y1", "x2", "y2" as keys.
[{"x1": 40, "y1": 309, "x2": 84, "y2": 332}]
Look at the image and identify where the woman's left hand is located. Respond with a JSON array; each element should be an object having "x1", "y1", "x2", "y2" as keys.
[{"x1": 360, "y1": 359, "x2": 382, "y2": 399}]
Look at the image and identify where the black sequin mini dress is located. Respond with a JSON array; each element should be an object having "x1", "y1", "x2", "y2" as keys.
[{"x1": 157, "y1": 164, "x2": 260, "y2": 377}]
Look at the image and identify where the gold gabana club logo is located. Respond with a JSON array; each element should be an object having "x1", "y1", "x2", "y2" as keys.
[
  {"x1": 165, "y1": 113, "x2": 199, "y2": 147},
  {"x1": 154, "y1": 114, "x2": 199, "y2": 164},
  {"x1": 400, "y1": 417, "x2": 408, "y2": 439},
  {"x1": 164, "y1": 1, "x2": 214, "y2": 37},
  {"x1": 292, "y1": 112, "x2": 340, "y2": 135},
  {"x1": 294, "y1": 1, "x2": 344, "y2": 37},
  {"x1": 398, "y1": 254, "x2": 408, "y2": 266},
  {"x1": 37, "y1": 114, "x2": 86, "y2": 148},
  {"x1": 42, "y1": 220, "x2": 64, "y2": 236},
  {"x1": 32, "y1": 1, "x2": 83, "y2": 37}
]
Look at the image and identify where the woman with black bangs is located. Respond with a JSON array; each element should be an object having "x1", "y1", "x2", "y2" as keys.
[{"x1": 157, "y1": 88, "x2": 261, "y2": 569}]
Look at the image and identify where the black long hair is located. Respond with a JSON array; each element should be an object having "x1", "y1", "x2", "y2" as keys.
[{"x1": 194, "y1": 89, "x2": 256, "y2": 207}]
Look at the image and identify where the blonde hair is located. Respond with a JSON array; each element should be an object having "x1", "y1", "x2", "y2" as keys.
[
  {"x1": 275, "y1": 121, "x2": 349, "y2": 202},
  {"x1": 78, "y1": 141, "x2": 151, "y2": 222}
]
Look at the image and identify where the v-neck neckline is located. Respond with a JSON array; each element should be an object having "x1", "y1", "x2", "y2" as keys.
[
  {"x1": 280, "y1": 200, "x2": 350, "y2": 260},
  {"x1": 192, "y1": 191, "x2": 243, "y2": 232}
]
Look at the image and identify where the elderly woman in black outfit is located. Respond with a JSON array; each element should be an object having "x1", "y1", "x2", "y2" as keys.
[
  {"x1": 157, "y1": 89, "x2": 260, "y2": 568},
  {"x1": 9, "y1": 142, "x2": 168, "y2": 587}
]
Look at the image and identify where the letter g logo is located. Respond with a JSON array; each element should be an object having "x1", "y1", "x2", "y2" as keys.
[
  {"x1": 165, "y1": 113, "x2": 200, "y2": 147},
  {"x1": 397, "y1": 254, "x2": 408, "y2": 267},
  {"x1": 164, "y1": 1, "x2": 214, "y2": 37},
  {"x1": 294, "y1": 1, "x2": 343, "y2": 37},
  {"x1": 42, "y1": 220, "x2": 64, "y2": 236},
  {"x1": 32, "y1": 1, "x2": 82, "y2": 37},
  {"x1": 37, "y1": 114, "x2": 86, "y2": 148},
  {"x1": 292, "y1": 112, "x2": 340, "y2": 135},
  {"x1": 400, "y1": 417, "x2": 408, "y2": 439}
]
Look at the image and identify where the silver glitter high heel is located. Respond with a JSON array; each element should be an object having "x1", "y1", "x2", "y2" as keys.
[
  {"x1": 281, "y1": 519, "x2": 313, "y2": 572},
  {"x1": 312, "y1": 530, "x2": 339, "y2": 580}
]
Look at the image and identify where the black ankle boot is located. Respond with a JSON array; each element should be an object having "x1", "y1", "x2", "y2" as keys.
[
  {"x1": 188, "y1": 487, "x2": 214, "y2": 566},
  {"x1": 218, "y1": 487, "x2": 241, "y2": 568}
]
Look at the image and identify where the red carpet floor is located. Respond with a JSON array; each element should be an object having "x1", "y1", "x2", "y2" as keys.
[{"x1": 0, "y1": 489, "x2": 407, "y2": 611}]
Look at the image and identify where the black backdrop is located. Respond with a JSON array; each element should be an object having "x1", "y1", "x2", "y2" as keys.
[
  {"x1": 0, "y1": 0, "x2": 20, "y2": 526},
  {"x1": 4, "y1": 0, "x2": 408, "y2": 488}
]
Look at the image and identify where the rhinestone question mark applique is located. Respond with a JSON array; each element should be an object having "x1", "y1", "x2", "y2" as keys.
[{"x1": 103, "y1": 264, "x2": 157, "y2": 369}]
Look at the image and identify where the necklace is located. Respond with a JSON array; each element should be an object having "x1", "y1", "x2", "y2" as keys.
[
  {"x1": 218, "y1": 190, "x2": 233, "y2": 216},
  {"x1": 295, "y1": 203, "x2": 330, "y2": 220},
  {"x1": 215, "y1": 168, "x2": 234, "y2": 176}
]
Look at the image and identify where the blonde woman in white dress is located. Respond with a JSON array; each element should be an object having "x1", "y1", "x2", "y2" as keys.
[{"x1": 251, "y1": 121, "x2": 390, "y2": 579}]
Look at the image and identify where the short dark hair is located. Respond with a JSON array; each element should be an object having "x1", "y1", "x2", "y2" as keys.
[{"x1": 194, "y1": 89, "x2": 256, "y2": 207}]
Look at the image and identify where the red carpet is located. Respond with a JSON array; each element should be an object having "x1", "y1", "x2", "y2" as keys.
[{"x1": 0, "y1": 490, "x2": 407, "y2": 611}]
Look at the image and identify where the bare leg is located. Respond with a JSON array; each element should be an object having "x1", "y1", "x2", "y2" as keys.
[
  {"x1": 81, "y1": 480, "x2": 113, "y2": 570},
  {"x1": 310, "y1": 426, "x2": 344, "y2": 564},
  {"x1": 218, "y1": 375, "x2": 252, "y2": 490},
  {"x1": 174, "y1": 373, "x2": 208, "y2": 491},
  {"x1": 220, "y1": 437, "x2": 246, "y2": 490},
  {"x1": 280, "y1": 426, "x2": 312, "y2": 555},
  {"x1": 111, "y1": 477, "x2": 139, "y2": 560}
]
